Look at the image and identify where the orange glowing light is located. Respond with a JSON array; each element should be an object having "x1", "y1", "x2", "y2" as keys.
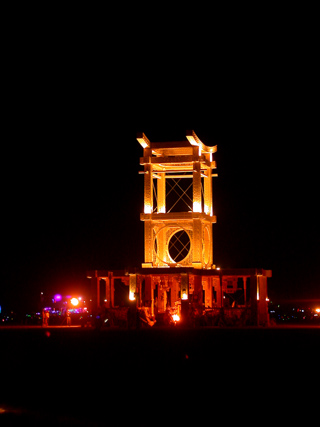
[
  {"x1": 70, "y1": 298, "x2": 79, "y2": 306},
  {"x1": 181, "y1": 292, "x2": 188, "y2": 300},
  {"x1": 315, "y1": 308, "x2": 320, "y2": 313},
  {"x1": 138, "y1": 130, "x2": 217, "y2": 269},
  {"x1": 172, "y1": 314, "x2": 180, "y2": 322}
]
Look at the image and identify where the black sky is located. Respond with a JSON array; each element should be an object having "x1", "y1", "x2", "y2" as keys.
[{"x1": 1, "y1": 9, "x2": 319, "y2": 312}]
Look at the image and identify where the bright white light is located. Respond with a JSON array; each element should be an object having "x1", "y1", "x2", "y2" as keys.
[
  {"x1": 193, "y1": 201, "x2": 202, "y2": 213},
  {"x1": 70, "y1": 298, "x2": 79, "y2": 306},
  {"x1": 204, "y1": 204, "x2": 210, "y2": 215},
  {"x1": 144, "y1": 204, "x2": 152, "y2": 214},
  {"x1": 129, "y1": 291, "x2": 135, "y2": 301}
]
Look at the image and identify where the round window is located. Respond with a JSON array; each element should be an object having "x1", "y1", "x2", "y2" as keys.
[{"x1": 168, "y1": 230, "x2": 191, "y2": 263}]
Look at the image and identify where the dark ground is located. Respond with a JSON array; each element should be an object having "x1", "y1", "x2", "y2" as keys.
[{"x1": 0, "y1": 327, "x2": 319, "y2": 425}]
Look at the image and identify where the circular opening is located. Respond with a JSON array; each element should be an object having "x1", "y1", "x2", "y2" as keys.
[{"x1": 168, "y1": 230, "x2": 191, "y2": 263}]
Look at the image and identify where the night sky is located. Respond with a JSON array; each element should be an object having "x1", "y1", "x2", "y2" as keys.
[{"x1": 1, "y1": 9, "x2": 319, "y2": 313}]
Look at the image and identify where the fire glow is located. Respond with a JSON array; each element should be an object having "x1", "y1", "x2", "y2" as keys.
[{"x1": 172, "y1": 314, "x2": 180, "y2": 322}]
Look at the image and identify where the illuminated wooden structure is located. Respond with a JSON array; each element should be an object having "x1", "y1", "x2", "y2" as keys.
[
  {"x1": 87, "y1": 131, "x2": 272, "y2": 327},
  {"x1": 138, "y1": 130, "x2": 217, "y2": 269}
]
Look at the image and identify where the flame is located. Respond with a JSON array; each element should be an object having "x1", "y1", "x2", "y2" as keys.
[{"x1": 172, "y1": 314, "x2": 180, "y2": 322}]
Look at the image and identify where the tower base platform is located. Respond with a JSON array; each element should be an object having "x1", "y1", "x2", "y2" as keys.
[{"x1": 87, "y1": 267, "x2": 272, "y2": 327}]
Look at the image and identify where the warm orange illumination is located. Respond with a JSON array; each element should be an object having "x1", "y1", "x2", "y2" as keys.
[
  {"x1": 186, "y1": 133, "x2": 199, "y2": 147},
  {"x1": 316, "y1": 308, "x2": 320, "y2": 313},
  {"x1": 129, "y1": 274, "x2": 137, "y2": 301},
  {"x1": 137, "y1": 132, "x2": 151, "y2": 148},
  {"x1": 70, "y1": 298, "x2": 79, "y2": 306},
  {"x1": 181, "y1": 292, "x2": 188, "y2": 300},
  {"x1": 138, "y1": 130, "x2": 216, "y2": 269},
  {"x1": 172, "y1": 314, "x2": 180, "y2": 322},
  {"x1": 186, "y1": 130, "x2": 217, "y2": 153}
]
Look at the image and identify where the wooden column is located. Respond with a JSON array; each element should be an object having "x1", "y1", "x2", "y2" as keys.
[{"x1": 193, "y1": 161, "x2": 202, "y2": 213}]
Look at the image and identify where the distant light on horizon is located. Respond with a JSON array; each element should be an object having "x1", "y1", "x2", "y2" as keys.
[{"x1": 71, "y1": 297, "x2": 79, "y2": 306}]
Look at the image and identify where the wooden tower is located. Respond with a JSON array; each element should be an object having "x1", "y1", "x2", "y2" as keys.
[{"x1": 138, "y1": 130, "x2": 218, "y2": 269}]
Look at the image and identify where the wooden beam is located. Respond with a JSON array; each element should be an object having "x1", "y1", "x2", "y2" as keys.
[
  {"x1": 136, "y1": 132, "x2": 151, "y2": 148},
  {"x1": 186, "y1": 130, "x2": 217, "y2": 154}
]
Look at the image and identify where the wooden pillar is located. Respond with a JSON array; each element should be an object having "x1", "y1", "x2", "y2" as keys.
[
  {"x1": 108, "y1": 271, "x2": 114, "y2": 308},
  {"x1": 219, "y1": 273, "x2": 223, "y2": 308},
  {"x1": 193, "y1": 161, "x2": 201, "y2": 213},
  {"x1": 204, "y1": 277, "x2": 213, "y2": 308},
  {"x1": 144, "y1": 276, "x2": 153, "y2": 316},
  {"x1": 157, "y1": 226, "x2": 166, "y2": 266},
  {"x1": 180, "y1": 273, "x2": 189, "y2": 324},
  {"x1": 157, "y1": 172, "x2": 166, "y2": 213},
  {"x1": 180, "y1": 273, "x2": 188, "y2": 300},
  {"x1": 144, "y1": 221, "x2": 153, "y2": 265},
  {"x1": 250, "y1": 275, "x2": 258, "y2": 325},
  {"x1": 105, "y1": 276, "x2": 110, "y2": 308},
  {"x1": 171, "y1": 277, "x2": 180, "y2": 307},
  {"x1": 143, "y1": 151, "x2": 153, "y2": 267},
  {"x1": 144, "y1": 155, "x2": 153, "y2": 214},
  {"x1": 157, "y1": 277, "x2": 167, "y2": 313},
  {"x1": 257, "y1": 275, "x2": 269, "y2": 326},
  {"x1": 243, "y1": 277, "x2": 247, "y2": 307},
  {"x1": 129, "y1": 274, "x2": 137, "y2": 302},
  {"x1": 137, "y1": 275, "x2": 142, "y2": 307},
  {"x1": 95, "y1": 270, "x2": 100, "y2": 309},
  {"x1": 192, "y1": 219, "x2": 202, "y2": 267},
  {"x1": 204, "y1": 167, "x2": 212, "y2": 216}
]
